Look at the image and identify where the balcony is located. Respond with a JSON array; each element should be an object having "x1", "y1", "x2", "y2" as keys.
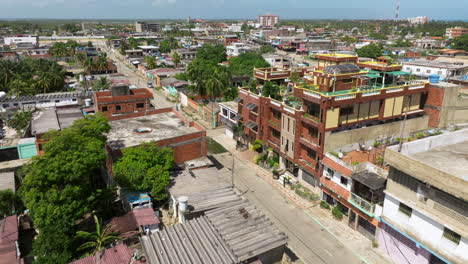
[
  {"x1": 268, "y1": 119, "x2": 280, "y2": 128},
  {"x1": 254, "y1": 67, "x2": 291, "y2": 81},
  {"x1": 348, "y1": 192, "x2": 376, "y2": 216}
]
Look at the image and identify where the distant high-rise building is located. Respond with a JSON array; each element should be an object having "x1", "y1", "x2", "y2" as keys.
[
  {"x1": 258, "y1": 14, "x2": 279, "y2": 27},
  {"x1": 446, "y1": 27, "x2": 468, "y2": 39},
  {"x1": 407, "y1": 16, "x2": 428, "y2": 25},
  {"x1": 135, "y1": 21, "x2": 161, "y2": 33}
]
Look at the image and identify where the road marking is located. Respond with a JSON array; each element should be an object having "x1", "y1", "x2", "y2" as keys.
[{"x1": 303, "y1": 210, "x2": 371, "y2": 264}]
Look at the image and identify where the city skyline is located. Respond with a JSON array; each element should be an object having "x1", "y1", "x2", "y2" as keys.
[{"x1": 0, "y1": 0, "x2": 466, "y2": 20}]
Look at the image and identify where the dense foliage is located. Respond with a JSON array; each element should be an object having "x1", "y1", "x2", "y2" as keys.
[
  {"x1": 113, "y1": 143, "x2": 174, "y2": 200},
  {"x1": 449, "y1": 35, "x2": 468, "y2": 51},
  {"x1": 49, "y1": 40, "x2": 84, "y2": 57},
  {"x1": 19, "y1": 114, "x2": 111, "y2": 264},
  {"x1": 356, "y1": 43, "x2": 383, "y2": 59},
  {"x1": 0, "y1": 58, "x2": 66, "y2": 96},
  {"x1": 6, "y1": 110, "x2": 33, "y2": 135},
  {"x1": 0, "y1": 189, "x2": 24, "y2": 217},
  {"x1": 228, "y1": 52, "x2": 270, "y2": 76}
]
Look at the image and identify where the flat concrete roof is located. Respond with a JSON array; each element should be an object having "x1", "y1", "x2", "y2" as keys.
[
  {"x1": 31, "y1": 108, "x2": 83, "y2": 135},
  {"x1": 410, "y1": 140, "x2": 468, "y2": 180},
  {"x1": 170, "y1": 167, "x2": 231, "y2": 200},
  {"x1": 0, "y1": 172, "x2": 15, "y2": 192},
  {"x1": 106, "y1": 112, "x2": 198, "y2": 150}
]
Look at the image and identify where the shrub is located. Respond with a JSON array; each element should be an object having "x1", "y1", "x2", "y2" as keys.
[
  {"x1": 373, "y1": 141, "x2": 381, "y2": 148},
  {"x1": 376, "y1": 156, "x2": 384, "y2": 166},
  {"x1": 352, "y1": 161, "x2": 360, "y2": 166},
  {"x1": 252, "y1": 139, "x2": 264, "y2": 152},
  {"x1": 415, "y1": 132, "x2": 425, "y2": 139},
  {"x1": 294, "y1": 184, "x2": 320, "y2": 202},
  {"x1": 253, "y1": 154, "x2": 263, "y2": 164},
  {"x1": 332, "y1": 206, "x2": 343, "y2": 220},
  {"x1": 320, "y1": 201, "x2": 330, "y2": 209},
  {"x1": 329, "y1": 151, "x2": 339, "y2": 158}
]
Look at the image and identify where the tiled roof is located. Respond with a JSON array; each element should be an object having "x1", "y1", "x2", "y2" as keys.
[
  {"x1": 322, "y1": 156, "x2": 352, "y2": 177},
  {"x1": 0, "y1": 216, "x2": 19, "y2": 264},
  {"x1": 108, "y1": 208, "x2": 159, "y2": 236},
  {"x1": 69, "y1": 244, "x2": 138, "y2": 264}
]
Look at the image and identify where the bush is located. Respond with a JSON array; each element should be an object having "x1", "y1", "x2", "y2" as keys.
[
  {"x1": 295, "y1": 185, "x2": 320, "y2": 202},
  {"x1": 320, "y1": 201, "x2": 330, "y2": 209},
  {"x1": 415, "y1": 132, "x2": 425, "y2": 139},
  {"x1": 253, "y1": 154, "x2": 263, "y2": 164},
  {"x1": 252, "y1": 139, "x2": 264, "y2": 152},
  {"x1": 373, "y1": 141, "x2": 381, "y2": 148},
  {"x1": 332, "y1": 206, "x2": 343, "y2": 220}
]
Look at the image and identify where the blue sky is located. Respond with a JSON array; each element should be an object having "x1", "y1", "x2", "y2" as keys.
[{"x1": 0, "y1": 0, "x2": 466, "y2": 20}]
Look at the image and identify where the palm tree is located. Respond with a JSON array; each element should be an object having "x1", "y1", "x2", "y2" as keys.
[
  {"x1": 94, "y1": 77, "x2": 110, "y2": 91},
  {"x1": 96, "y1": 56, "x2": 108, "y2": 74},
  {"x1": 83, "y1": 57, "x2": 95, "y2": 74},
  {"x1": 75, "y1": 215, "x2": 121, "y2": 254},
  {"x1": 205, "y1": 75, "x2": 226, "y2": 128},
  {"x1": 172, "y1": 52, "x2": 181, "y2": 68},
  {"x1": 144, "y1": 56, "x2": 157, "y2": 70},
  {"x1": 75, "y1": 53, "x2": 86, "y2": 65},
  {"x1": 35, "y1": 73, "x2": 52, "y2": 94}
]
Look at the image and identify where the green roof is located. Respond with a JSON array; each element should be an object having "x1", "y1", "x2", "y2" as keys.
[{"x1": 386, "y1": 71, "x2": 411, "y2": 76}]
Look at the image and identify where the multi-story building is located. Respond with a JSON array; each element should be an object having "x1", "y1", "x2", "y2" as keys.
[
  {"x1": 380, "y1": 129, "x2": 468, "y2": 264},
  {"x1": 402, "y1": 59, "x2": 468, "y2": 79},
  {"x1": 446, "y1": 27, "x2": 468, "y2": 39},
  {"x1": 237, "y1": 53, "x2": 429, "y2": 190},
  {"x1": 93, "y1": 85, "x2": 156, "y2": 121},
  {"x1": 226, "y1": 43, "x2": 252, "y2": 57},
  {"x1": 407, "y1": 16, "x2": 428, "y2": 25},
  {"x1": 3, "y1": 35, "x2": 38, "y2": 47},
  {"x1": 253, "y1": 67, "x2": 291, "y2": 83},
  {"x1": 258, "y1": 14, "x2": 279, "y2": 27},
  {"x1": 135, "y1": 22, "x2": 161, "y2": 33}
]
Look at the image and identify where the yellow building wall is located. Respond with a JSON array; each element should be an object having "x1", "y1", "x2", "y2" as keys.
[
  {"x1": 358, "y1": 102, "x2": 370, "y2": 121},
  {"x1": 384, "y1": 98, "x2": 395, "y2": 117},
  {"x1": 369, "y1": 100, "x2": 380, "y2": 118},
  {"x1": 325, "y1": 108, "x2": 340, "y2": 129},
  {"x1": 409, "y1": 93, "x2": 421, "y2": 111},
  {"x1": 347, "y1": 104, "x2": 359, "y2": 123},
  {"x1": 393, "y1": 96, "x2": 404, "y2": 116}
]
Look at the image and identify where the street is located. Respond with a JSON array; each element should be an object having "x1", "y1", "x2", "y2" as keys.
[{"x1": 212, "y1": 151, "x2": 364, "y2": 264}]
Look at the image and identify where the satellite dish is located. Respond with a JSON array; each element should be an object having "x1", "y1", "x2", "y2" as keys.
[{"x1": 338, "y1": 152, "x2": 344, "y2": 159}]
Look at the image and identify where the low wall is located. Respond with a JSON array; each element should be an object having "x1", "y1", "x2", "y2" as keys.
[{"x1": 324, "y1": 116, "x2": 429, "y2": 152}]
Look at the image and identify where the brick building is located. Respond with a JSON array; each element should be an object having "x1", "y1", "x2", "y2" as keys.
[
  {"x1": 93, "y1": 85, "x2": 155, "y2": 121},
  {"x1": 237, "y1": 53, "x2": 429, "y2": 188},
  {"x1": 446, "y1": 27, "x2": 468, "y2": 39}
]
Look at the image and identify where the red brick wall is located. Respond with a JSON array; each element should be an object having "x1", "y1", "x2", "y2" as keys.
[
  {"x1": 424, "y1": 86, "x2": 444, "y2": 128},
  {"x1": 106, "y1": 107, "x2": 173, "y2": 121}
]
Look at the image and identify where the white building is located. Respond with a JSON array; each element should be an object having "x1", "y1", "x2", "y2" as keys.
[
  {"x1": 226, "y1": 43, "x2": 252, "y2": 57},
  {"x1": 402, "y1": 59, "x2": 468, "y2": 80},
  {"x1": 258, "y1": 14, "x2": 279, "y2": 27},
  {"x1": 219, "y1": 101, "x2": 239, "y2": 138},
  {"x1": 407, "y1": 16, "x2": 428, "y2": 25},
  {"x1": 3, "y1": 35, "x2": 38, "y2": 47},
  {"x1": 0, "y1": 91, "x2": 90, "y2": 112},
  {"x1": 380, "y1": 129, "x2": 468, "y2": 264}
]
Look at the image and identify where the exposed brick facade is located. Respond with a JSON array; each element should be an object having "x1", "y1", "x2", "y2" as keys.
[
  {"x1": 424, "y1": 86, "x2": 444, "y2": 128},
  {"x1": 93, "y1": 87, "x2": 154, "y2": 119}
]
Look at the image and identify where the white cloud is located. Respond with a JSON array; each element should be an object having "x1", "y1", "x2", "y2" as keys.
[{"x1": 152, "y1": 0, "x2": 176, "y2": 6}]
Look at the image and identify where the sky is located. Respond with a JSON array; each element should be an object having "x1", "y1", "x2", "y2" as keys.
[{"x1": 0, "y1": 0, "x2": 466, "y2": 20}]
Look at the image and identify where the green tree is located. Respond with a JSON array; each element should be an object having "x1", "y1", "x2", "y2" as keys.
[
  {"x1": 19, "y1": 114, "x2": 112, "y2": 263},
  {"x1": 0, "y1": 189, "x2": 23, "y2": 217},
  {"x1": 356, "y1": 43, "x2": 383, "y2": 59},
  {"x1": 113, "y1": 143, "x2": 174, "y2": 200},
  {"x1": 262, "y1": 82, "x2": 281, "y2": 100},
  {"x1": 172, "y1": 51, "x2": 181, "y2": 68},
  {"x1": 75, "y1": 215, "x2": 121, "y2": 254},
  {"x1": 7, "y1": 110, "x2": 33, "y2": 135},
  {"x1": 93, "y1": 76, "x2": 110, "y2": 91},
  {"x1": 259, "y1": 45, "x2": 275, "y2": 54},
  {"x1": 449, "y1": 35, "x2": 468, "y2": 51},
  {"x1": 144, "y1": 56, "x2": 157, "y2": 70},
  {"x1": 128, "y1": 37, "x2": 138, "y2": 50},
  {"x1": 228, "y1": 52, "x2": 270, "y2": 76},
  {"x1": 87, "y1": 41, "x2": 93, "y2": 47}
]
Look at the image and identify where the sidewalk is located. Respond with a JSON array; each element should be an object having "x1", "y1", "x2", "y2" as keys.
[{"x1": 209, "y1": 132, "x2": 392, "y2": 264}]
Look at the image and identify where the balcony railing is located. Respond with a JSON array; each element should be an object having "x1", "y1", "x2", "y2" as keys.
[{"x1": 348, "y1": 192, "x2": 376, "y2": 216}]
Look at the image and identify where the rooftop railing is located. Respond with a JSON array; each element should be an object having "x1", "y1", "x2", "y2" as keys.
[{"x1": 349, "y1": 192, "x2": 376, "y2": 216}]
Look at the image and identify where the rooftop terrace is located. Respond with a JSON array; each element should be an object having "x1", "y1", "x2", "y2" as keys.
[{"x1": 106, "y1": 112, "x2": 198, "y2": 150}]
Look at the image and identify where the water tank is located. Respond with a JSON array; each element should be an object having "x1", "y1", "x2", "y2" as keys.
[
  {"x1": 0, "y1": 91, "x2": 6, "y2": 99},
  {"x1": 178, "y1": 196, "x2": 189, "y2": 212},
  {"x1": 84, "y1": 99, "x2": 92, "y2": 107},
  {"x1": 111, "y1": 85, "x2": 130, "y2": 96},
  {"x1": 429, "y1": 74, "x2": 440, "y2": 84}
]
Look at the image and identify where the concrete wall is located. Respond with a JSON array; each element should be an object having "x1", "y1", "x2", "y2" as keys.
[
  {"x1": 382, "y1": 193, "x2": 468, "y2": 264},
  {"x1": 324, "y1": 116, "x2": 429, "y2": 152},
  {"x1": 425, "y1": 83, "x2": 468, "y2": 128}
]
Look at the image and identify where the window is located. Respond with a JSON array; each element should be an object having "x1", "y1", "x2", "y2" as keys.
[
  {"x1": 442, "y1": 228, "x2": 461, "y2": 245},
  {"x1": 342, "y1": 79, "x2": 353, "y2": 84},
  {"x1": 72, "y1": 98, "x2": 77, "y2": 102},
  {"x1": 102, "y1": 106, "x2": 108, "y2": 112},
  {"x1": 136, "y1": 103, "x2": 144, "y2": 108},
  {"x1": 406, "y1": 67, "x2": 411, "y2": 71},
  {"x1": 340, "y1": 176, "x2": 348, "y2": 186},
  {"x1": 2, "y1": 104, "x2": 9, "y2": 108},
  {"x1": 416, "y1": 68, "x2": 421, "y2": 72},
  {"x1": 326, "y1": 168, "x2": 335, "y2": 177},
  {"x1": 340, "y1": 105, "x2": 354, "y2": 116},
  {"x1": 271, "y1": 129, "x2": 280, "y2": 139},
  {"x1": 230, "y1": 112, "x2": 236, "y2": 119},
  {"x1": 13, "y1": 103, "x2": 18, "y2": 106},
  {"x1": 271, "y1": 108, "x2": 281, "y2": 120},
  {"x1": 398, "y1": 203, "x2": 412, "y2": 217},
  {"x1": 55, "y1": 100, "x2": 60, "y2": 103},
  {"x1": 308, "y1": 126, "x2": 318, "y2": 138},
  {"x1": 437, "y1": 71, "x2": 442, "y2": 75},
  {"x1": 306, "y1": 102, "x2": 321, "y2": 118},
  {"x1": 426, "y1": 70, "x2": 431, "y2": 74},
  {"x1": 116, "y1": 105, "x2": 121, "y2": 111},
  {"x1": 222, "y1": 108, "x2": 228, "y2": 117},
  {"x1": 306, "y1": 148, "x2": 316, "y2": 160}
]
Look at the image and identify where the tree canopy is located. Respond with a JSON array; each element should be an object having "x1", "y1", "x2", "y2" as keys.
[
  {"x1": 19, "y1": 114, "x2": 111, "y2": 264},
  {"x1": 356, "y1": 43, "x2": 383, "y2": 59},
  {"x1": 0, "y1": 58, "x2": 66, "y2": 96},
  {"x1": 228, "y1": 52, "x2": 270, "y2": 76},
  {"x1": 259, "y1": 45, "x2": 275, "y2": 54},
  {"x1": 7, "y1": 110, "x2": 33, "y2": 135},
  {"x1": 0, "y1": 189, "x2": 23, "y2": 217},
  {"x1": 449, "y1": 35, "x2": 468, "y2": 51},
  {"x1": 113, "y1": 143, "x2": 174, "y2": 201}
]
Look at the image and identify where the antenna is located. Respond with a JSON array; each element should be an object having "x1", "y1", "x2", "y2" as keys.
[{"x1": 394, "y1": 0, "x2": 400, "y2": 31}]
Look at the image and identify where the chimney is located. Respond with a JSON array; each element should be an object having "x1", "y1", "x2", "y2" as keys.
[{"x1": 178, "y1": 196, "x2": 189, "y2": 224}]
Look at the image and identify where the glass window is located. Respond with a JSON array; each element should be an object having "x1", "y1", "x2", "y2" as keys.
[
  {"x1": 326, "y1": 168, "x2": 334, "y2": 177},
  {"x1": 102, "y1": 106, "x2": 108, "y2": 112},
  {"x1": 340, "y1": 105, "x2": 354, "y2": 116},
  {"x1": 398, "y1": 202, "x2": 412, "y2": 217},
  {"x1": 442, "y1": 228, "x2": 461, "y2": 245},
  {"x1": 222, "y1": 108, "x2": 228, "y2": 117},
  {"x1": 136, "y1": 103, "x2": 144, "y2": 108},
  {"x1": 307, "y1": 148, "x2": 316, "y2": 160},
  {"x1": 271, "y1": 129, "x2": 280, "y2": 139},
  {"x1": 230, "y1": 112, "x2": 236, "y2": 119},
  {"x1": 340, "y1": 176, "x2": 348, "y2": 186},
  {"x1": 116, "y1": 105, "x2": 121, "y2": 111}
]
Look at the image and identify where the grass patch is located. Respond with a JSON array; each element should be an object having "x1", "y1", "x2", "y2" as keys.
[{"x1": 207, "y1": 137, "x2": 228, "y2": 154}]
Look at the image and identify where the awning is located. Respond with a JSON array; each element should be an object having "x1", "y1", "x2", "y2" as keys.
[
  {"x1": 386, "y1": 71, "x2": 410, "y2": 76},
  {"x1": 245, "y1": 102, "x2": 258, "y2": 111},
  {"x1": 232, "y1": 115, "x2": 243, "y2": 122},
  {"x1": 363, "y1": 73, "x2": 381, "y2": 79},
  {"x1": 351, "y1": 171, "x2": 386, "y2": 190},
  {"x1": 245, "y1": 121, "x2": 258, "y2": 131}
]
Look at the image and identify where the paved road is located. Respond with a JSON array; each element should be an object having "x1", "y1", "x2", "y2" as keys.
[
  {"x1": 212, "y1": 151, "x2": 364, "y2": 264},
  {"x1": 96, "y1": 42, "x2": 174, "y2": 109}
]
